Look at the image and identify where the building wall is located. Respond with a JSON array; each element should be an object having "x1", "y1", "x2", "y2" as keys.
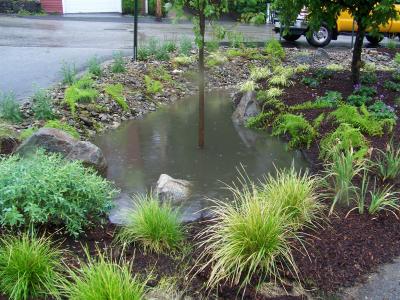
[{"x1": 40, "y1": 0, "x2": 63, "y2": 13}]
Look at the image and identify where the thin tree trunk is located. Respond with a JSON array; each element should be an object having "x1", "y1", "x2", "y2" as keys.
[
  {"x1": 156, "y1": 0, "x2": 162, "y2": 21},
  {"x1": 141, "y1": 0, "x2": 146, "y2": 15},
  {"x1": 351, "y1": 25, "x2": 365, "y2": 85},
  {"x1": 198, "y1": 9, "x2": 206, "y2": 149}
]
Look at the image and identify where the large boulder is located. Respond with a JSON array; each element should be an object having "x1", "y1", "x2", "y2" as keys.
[
  {"x1": 231, "y1": 91, "x2": 261, "y2": 125},
  {"x1": 16, "y1": 128, "x2": 107, "y2": 173},
  {"x1": 156, "y1": 174, "x2": 192, "y2": 203}
]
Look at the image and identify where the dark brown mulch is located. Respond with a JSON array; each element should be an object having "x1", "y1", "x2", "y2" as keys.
[{"x1": 376, "y1": 48, "x2": 399, "y2": 59}]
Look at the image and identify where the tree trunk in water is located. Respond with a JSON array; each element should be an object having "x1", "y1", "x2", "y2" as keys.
[
  {"x1": 156, "y1": 0, "x2": 162, "y2": 21},
  {"x1": 351, "y1": 25, "x2": 365, "y2": 85},
  {"x1": 198, "y1": 10, "x2": 206, "y2": 149}
]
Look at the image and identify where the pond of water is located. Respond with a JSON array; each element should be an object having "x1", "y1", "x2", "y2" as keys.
[{"x1": 93, "y1": 90, "x2": 308, "y2": 223}]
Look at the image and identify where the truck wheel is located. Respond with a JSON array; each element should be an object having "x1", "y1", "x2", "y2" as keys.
[
  {"x1": 306, "y1": 25, "x2": 332, "y2": 47},
  {"x1": 366, "y1": 35, "x2": 383, "y2": 45},
  {"x1": 283, "y1": 34, "x2": 301, "y2": 42}
]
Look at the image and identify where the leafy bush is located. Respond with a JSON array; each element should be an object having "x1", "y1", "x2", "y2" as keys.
[
  {"x1": 117, "y1": 194, "x2": 184, "y2": 253},
  {"x1": 0, "y1": 91, "x2": 22, "y2": 123},
  {"x1": 64, "y1": 77, "x2": 99, "y2": 115},
  {"x1": 374, "y1": 142, "x2": 400, "y2": 181},
  {"x1": 197, "y1": 182, "x2": 300, "y2": 288},
  {"x1": 61, "y1": 61, "x2": 77, "y2": 85},
  {"x1": 315, "y1": 68, "x2": 334, "y2": 80},
  {"x1": 155, "y1": 45, "x2": 170, "y2": 61},
  {"x1": 111, "y1": 52, "x2": 126, "y2": 73},
  {"x1": 346, "y1": 94, "x2": 372, "y2": 107},
  {"x1": 227, "y1": 31, "x2": 245, "y2": 48},
  {"x1": 368, "y1": 101, "x2": 397, "y2": 120},
  {"x1": 0, "y1": 151, "x2": 116, "y2": 236},
  {"x1": 105, "y1": 84, "x2": 129, "y2": 111},
  {"x1": 205, "y1": 52, "x2": 228, "y2": 68},
  {"x1": 171, "y1": 56, "x2": 194, "y2": 66},
  {"x1": 163, "y1": 40, "x2": 177, "y2": 53},
  {"x1": 179, "y1": 36, "x2": 193, "y2": 56},
  {"x1": 323, "y1": 149, "x2": 364, "y2": 214},
  {"x1": 383, "y1": 80, "x2": 400, "y2": 92},
  {"x1": 144, "y1": 75, "x2": 163, "y2": 94},
  {"x1": 354, "y1": 85, "x2": 377, "y2": 98},
  {"x1": 64, "y1": 252, "x2": 145, "y2": 300},
  {"x1": 272, "y1": 114, "x2": 316, "y2": 149},
  {"x1": 329, "y1": 105, "x2": 393, "y2": 136},
  {"x1": 315, "y1": 90, "x2": 342, "y2": 107},
  {"x1": 360, "y1": 72, "x2": 377, "y2": 85},
  {"x1": 32, "y1": 88, "x2": 54, "y2": 120},
  {"x1": 393, "y1": 70, "x2": 400, "y2": 82},
  {"x1": 320, "y1": 123, "x2": 369, "y2": 160},
  {"x1": 240, "y1": 12, "x2": 266, "y2": 24},
  {"x1": 0, "y1": 233, "x2": 64, "y2": 300},
  {"x1": 264, "y1": 39, "x2": 285, "y2": 60},
  {"x1": 325, "y1": 64, "x2": 344, "y2": 72},
  {"x1": 260, "y1": 166, "x2": 322, "y2": 227},
  {"x1": 87, "y1": 56, "x2": 102, "y2": 77},
  {"x1": 44, "y1": 120, "x2": 80, "y2": 139},
  {"x1": 302, "y1": 77, "x2": 319, "y2": 88}
]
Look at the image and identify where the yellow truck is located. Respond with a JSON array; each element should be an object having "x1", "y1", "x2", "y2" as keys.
[{"x1": 273, "y1": 4, "x2": 400, "y2": 47}]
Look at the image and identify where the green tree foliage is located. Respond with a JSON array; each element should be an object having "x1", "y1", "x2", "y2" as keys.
[{"x1": 272, "y1": 0, "x2": 398, "y2": 84}]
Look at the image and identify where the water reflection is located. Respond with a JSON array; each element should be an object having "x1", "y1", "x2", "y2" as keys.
[{"x1": 93, "y1": 91, "x2": 308, "y2": 222}]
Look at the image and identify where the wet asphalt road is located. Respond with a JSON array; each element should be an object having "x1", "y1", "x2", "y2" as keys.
[{"x1": 0, "y1": 14, "x2": 396, "y2": 101}]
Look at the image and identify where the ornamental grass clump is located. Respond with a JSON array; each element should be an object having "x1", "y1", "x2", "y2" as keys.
[
  {"x1": 0, "y1": 233, "x2": 64, "y2": 300},
  {"x1": 260, "y1": 166, "x2": 323, "y2": 228},
  {"x1": 374, "y1": 142, "x2": 400, "y2": 181},
  {"x1": 0, "y1": 91, "x2": 22, "y2": 123},
  {"x1": 111, "y1": 51, "x2": 126, "y2": 73},
  {"x1": 197, "y1": 181, "x2": 300, "y2": 289},
  {"x1": 63, "y1": 252, "x2": 145, "y2": 300},
  {"x1": 117, "y1": 194, "x2": 184, "y2": 254},
  {"x1": 0, "y1": 151, "x2": 116, "y2": 236}
]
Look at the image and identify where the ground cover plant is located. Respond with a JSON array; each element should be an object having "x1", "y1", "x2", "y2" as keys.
[
  {"x1": 117, "y1": 194, "x2": 184, "y2": 254},
  {"x1": 0, "y1": 233, "x2": 64, "y2": 300},
  {"x1": 0, "y1": 151, "x2": 116, "y2": 236},
  {"x1": 0, "y1": 91, "x2": 22, "y2": 123},
  {"x1": 104, "y1": 83, "x2": 129, "y2": 111},
  {"x1": 31, "y1": 87, "x2": 54, "y2": 120}
]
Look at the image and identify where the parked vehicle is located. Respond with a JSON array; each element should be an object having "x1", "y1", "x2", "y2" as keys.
[{"x1": 273, "y1": 5, "x2": 400, "y2": 47}]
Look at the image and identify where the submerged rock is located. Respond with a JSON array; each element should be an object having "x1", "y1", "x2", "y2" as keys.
[
  {"x1": 16, "y1": 128, "x2": 107, "y2": 173},
  {"x1": 231, "y1": 91, "x2": 261, "y2": 125},
  {"x1": 156, "y1": 174, "x2": 192, "y2": 203}
]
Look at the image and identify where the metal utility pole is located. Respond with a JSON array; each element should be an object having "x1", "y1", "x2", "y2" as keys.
[{"x1": 133, "y1": 0, "x2": 139, "y2": 61}]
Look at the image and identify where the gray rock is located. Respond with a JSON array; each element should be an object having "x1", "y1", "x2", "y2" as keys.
[
  {"x1": 67, "y1": 141, "x2": 107, "y2": 173},
  {"x1": 231, "y1": 91, "x2": 261, "y2": 125},
  {"x1": 16, "y1": 128, "x2": 107, "y2": 173},
  {"x1": 314, "y1": 48, "x2": 330, "y2": 60},
  {"x1": 156, "y1": 174, "x2": 192, "y2": 203}
]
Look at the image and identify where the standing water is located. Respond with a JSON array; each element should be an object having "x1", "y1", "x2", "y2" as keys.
[{"x1": 93, "y1": 91, "x2": 308, "y2": 222}]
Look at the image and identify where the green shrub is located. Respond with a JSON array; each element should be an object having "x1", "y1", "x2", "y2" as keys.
[
  {"x1": 315, "y1": 68, "x2": 334, "y2": 80},
  {"x1": 240, "y1": 12, "x2": 266, "y2": 24},
  {"x1": 315, "y1": 90, "x2": 342, "y2": 107},
  {"x1": 227, "y1": 31, "x2": 245, "y2": 48},
  {"x1": 137, "y1": 46, "x2": 151, "y2": 61},
  {"x1": 205, "y1": 52, "x2": 228, "y2": 68},
  {"x1": 325, "y1": 64, "x2": 344, "y2": 72},
  {"x1": 171, "y1": 56, "x2": 194, "y2": 66},
  {"x1": 44, "y1": 120, "x2": 80, "y2": 139},
  {"x1": 61, "y1": 61, "x2": 77, "y2": 85},
  {"x1": 272, "y1": 114, "x2": 316, "y2": 149},
  {"x1": 0, "y1": 151, "x2": 116, "y2": 236},
  {"x1": 368, "y1": 101, "x2": 397, "y2": 121},
  {"x1": 239, "y1": 80, "x2": 257, "y2": 92},
  {"x1": 105, "y1": 84, "x2": 129, "y2": 111},
  {"x1": 320, "y1": 123, "x2": 369, "y2": 160},
  {"x1": 374, "y1": 142, "x2": 400, "y2": 181},
  {"x1": 0, "y1": 91, "x2": 22, "y2": 123},
  {"x1": 32, "y1": 88, "x2": 54, "y2": 121},
  {"x1": 264, "y1": 39, "x2": 285, "y2": 60},
  {"x1": 179, "y1": 36, "x2": 193, "y2": 56},
  {"x1": 64, "y1": 252, "x2": 145, "y2": 300},
  {"x1": 346, "y1": 94, "x2": 372, "y2": 107},
  {"x1": 383, "y1": 80, "x2": 400, "y2": 92},
  {"x1": 0, "y1": 233, "x2": 64, "y2": 300},
  {"x1": 393, "y1": 70, "x2": 400, "y2": 82},
  {"x1": 260, "y1": 166, "x2": 322, "y2": 227},
  {"x1": 117, "y1": 194, "x2": 184, "y2": 254},
  {"x1": 301, "y1": 77, "x2": 319, "y2": 88},
  {"x1": 144, "y1": 75, "x2": 163, "y2": 94},
  {"x1": 111, "y1": 52, "x2": 126, "y2": 73},
  {"x1": 65, "y1": 81, "x2": 99, "y2": 115},
  {"x1": 360, "y1": 72, "x2": 377, "y2": 85},
  {"x1": 206, "y1": 39, "x2": 220, "y2": 52},
  {"x1": 87, "y1": 56, "x2": 102, "y2": 77},
  {"x1": 329, "y1": 105, "x2": 393, "y2": 136},
  {"x1": 163, "y1": 40, "x2": 177, "y2": 53},
  {"x1": 323, "y1": 149, "x2": 364, "y2": 214},
  {"x1": 394, "y1": 53, "x2": 400, "y2": 65},
  {"x1": 354, "y1": 85, "x2": 377, "y2": 98},
  {"x1": 198, "y1": 181, "x2": 300, "y2": 288}
]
